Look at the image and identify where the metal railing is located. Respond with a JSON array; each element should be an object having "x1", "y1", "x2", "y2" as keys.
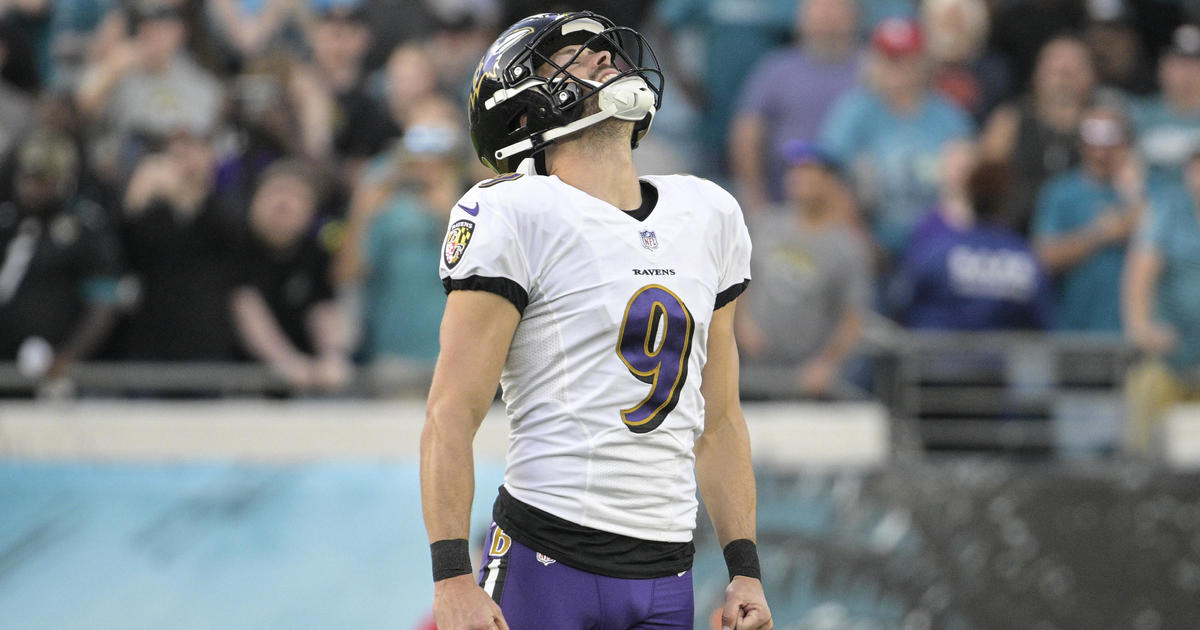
[
  {"x1": 884, "y1": 331, "x2": 1136, "y2": 454},
  {"x1": 0, "y1": 330, "x2": 1139, "y2": 455},
  {"x1": 0, "y1": 361, "x2": 435, "y2": 398}
]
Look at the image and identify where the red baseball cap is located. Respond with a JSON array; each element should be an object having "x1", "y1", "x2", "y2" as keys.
[{"x1": 871, "y1": 18, "x2": 924, "y2": 58}]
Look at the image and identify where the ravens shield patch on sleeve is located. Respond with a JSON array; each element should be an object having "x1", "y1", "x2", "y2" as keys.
[{"x1": 443, "y1": 219, "x2": 475, "y2": 269}]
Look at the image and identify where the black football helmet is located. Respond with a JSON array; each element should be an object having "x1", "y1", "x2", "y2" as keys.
[{"x1": 468, "y1": 11, "x2": 665, "y2": 174}]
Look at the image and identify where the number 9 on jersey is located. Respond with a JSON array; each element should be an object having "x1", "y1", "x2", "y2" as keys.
[{"x1": 616, "y1": 285, "x2": 695, "y2": 434}]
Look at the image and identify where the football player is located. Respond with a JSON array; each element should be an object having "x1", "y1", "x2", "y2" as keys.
[{"x1": 421, "y1": 11, "x2": 772, "y2": 630}]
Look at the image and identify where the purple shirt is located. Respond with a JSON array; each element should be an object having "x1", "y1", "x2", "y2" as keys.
[
  {"x1": 737, "y1": 47, "x2": 862, "y2": 200},
  {"x1": 891, "y1": 209, "x2": 1054, "y2": 330}
]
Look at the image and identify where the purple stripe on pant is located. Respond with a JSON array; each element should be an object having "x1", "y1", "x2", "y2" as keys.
[{"x1": 477, "y1": 522, "x2": 694, "y2": 629}]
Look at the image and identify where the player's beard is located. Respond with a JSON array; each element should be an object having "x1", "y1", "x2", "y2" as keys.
[{"x1": 574, "y1": 90, "x2": 633, "y2": 146}]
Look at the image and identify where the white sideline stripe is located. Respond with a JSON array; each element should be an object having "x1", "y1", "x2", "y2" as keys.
[
  {"x1": 743, "y1": 402, "x2": 888, "y2": 469},
  {"x1": 1164, "y1": 404, "x2": 1200, "y2": 468},
  {"x1": 0, "y1": 401, "x2": 888, "y2": 467},
  {"x1": 481, "y1": 556, "x2": 502, "y2": 597}
]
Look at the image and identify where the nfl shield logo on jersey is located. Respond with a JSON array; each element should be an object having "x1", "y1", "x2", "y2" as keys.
[
  {"x1": 639, "y1": 229, "x2": 658, "y2": 251},
  {"x1": 536, "y1": 552, "x2": 556, "y2": 567},
  {"x1": 443, "y1": 219, "x2": 475, "y2": 269}
]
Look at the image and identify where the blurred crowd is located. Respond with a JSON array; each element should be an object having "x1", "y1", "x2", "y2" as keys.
[{"x1": 1, "y1": 0, "x2": 1199, "y2": 451}]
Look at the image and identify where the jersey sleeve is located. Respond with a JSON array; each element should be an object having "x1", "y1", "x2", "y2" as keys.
[
  {"x1": 438, "y1": 187, "x2": 532, "y2": 314},
  {"x1": 713, "y1": 186, "x2": 752, "y2": 310}
]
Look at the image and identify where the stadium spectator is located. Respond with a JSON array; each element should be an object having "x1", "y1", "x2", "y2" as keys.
[
  {"x1": 357, "y1": 0, "x2": 440, "y2": 71},
  {"x1": 378, "y1": 43, "x2": 440, "y2": 132},
  {"x1": 118, "y1": 129, "x2": 241, "y2": 361},
  {"x1": 1081, "y1": 0, "x2": 1156, "y2": 96},
  {"x1": 421, "y1": 12, "x2": 498, "y2": 107},
  {"x1": 217, "y1": 54, "x2": 297, "y2": 212},
  {"x1": 231, "y1": 159, "x2": 350, "y2": 393},
  {"x1": 74, "y1": 1, "x2": 224, "y2": 177},
  {"x1": 728, "y1": 0, "x2": 862, "y2": 215},
  {"x1": 653, "y1": 0, "x2": 796, "y2": 177},
  {"x1": 988, "y1": 0, "x2": 1085, "y2": 96},
  {"x1": 333, "y1": 94, "x2": 465, "y2": 368},
  {"x1": 0, "y1": 0, "x2": 49, "y2": 91},
  {"x1": 292, "y1": 1, "x2": 395, "y2": 198},
  {"x1": 11, "y1": 92, "x2": 119, "y2": 221},
  {"x1": 820, "y1": 17, "x2": 974, "y2": 264},
  {"x1": 42, "y1": 0, "x2": 116, "y2": 90},
  {"x1": 1122, "y1": 147, "x2": 1200, "y2": 456},
  {"x1": 1131, "y1": 24, "x2": 1200, "y2": 190},
  {"x1": 0, "y1": 130, "x2": 120, "y2": 386},
  {"x1": 81, "y1": 0, "x2": 216, "y2": 72},
  {"x1": 890, "y1": 143, "x2": 1053, "y2": 330},
  {"x1": 0, "y1": 23, "x2": 36, "y2": 161},
  {"x1": 922, "y1": 0, "x2": 1010, "y2": 125},
  {"x1": 1033, "y1": 103, "x2": 1143, "y2": 333},
  {"x1": 980, "y1": 35, "x2": 1096, "y2": 235},
  {"x1": 736, "y1": 141, "x2": 871, "y2": 398}
]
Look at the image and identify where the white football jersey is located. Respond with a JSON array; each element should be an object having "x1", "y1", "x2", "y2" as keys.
[{"x1": 439, "y1": 173, "x2": 751, "y2": 543}]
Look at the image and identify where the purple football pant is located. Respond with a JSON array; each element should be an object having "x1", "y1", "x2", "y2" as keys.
[{"x1": 477, "y1": 522, "x2": 694, "y2": 629}]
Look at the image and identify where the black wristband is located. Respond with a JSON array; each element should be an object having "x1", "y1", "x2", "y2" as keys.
[
  {"x1": 723, "y1": 538, "x2": 761, "y2": 581},
  {"x1": 431, "y1": 538, "x2": 473, "y2": 582}
]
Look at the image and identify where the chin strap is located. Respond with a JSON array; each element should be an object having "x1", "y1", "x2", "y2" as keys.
[{"x1": 494, "y1": 76, "x2": 656, "y2": 162}]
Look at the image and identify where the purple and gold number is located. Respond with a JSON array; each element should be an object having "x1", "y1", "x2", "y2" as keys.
[{"x1": 617, "y1": 285, "x2": 695, "y2": 433}]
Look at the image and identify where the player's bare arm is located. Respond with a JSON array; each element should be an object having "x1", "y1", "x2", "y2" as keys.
[
  {"x1": 421, "y1": 290, "x2": 519, "y2": 630},
  {"x1": 697, "y1": 300, "x2": 773, "y2": 630}
]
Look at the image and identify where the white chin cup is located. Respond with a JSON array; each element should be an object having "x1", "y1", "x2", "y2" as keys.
[{"x1": 591, "y1": 76, "x2": 655, "y2": 121}]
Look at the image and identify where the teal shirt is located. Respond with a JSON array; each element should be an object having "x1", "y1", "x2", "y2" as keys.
[
  {"x1": 820, "y1": 87, "x2": 973, "y2": 256},
  {"x1": 1129, "y1": 96, "x2": 1200, "y2": 190},
  {"x1": 361, "y1": 193, "x2": 447, "y2": 363},
  {"x1": 1032, "y1": 170, "x2": 1127, "y2": 333},
  {"x1": 1138, "y1": 187, "x2": 1200, "y2": 372}
]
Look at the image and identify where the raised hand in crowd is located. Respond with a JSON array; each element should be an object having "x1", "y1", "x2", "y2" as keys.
[
  {"x1": 75, "y1": 37, "x2": 141, "y2": 119},
  {"x1": 123, "y1": 154, "x2": 183, "y2": 214}
]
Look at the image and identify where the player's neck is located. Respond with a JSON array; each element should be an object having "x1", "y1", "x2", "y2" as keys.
[{"x1": 546, "y1": 140, "x2": 642, "y2": 211}]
